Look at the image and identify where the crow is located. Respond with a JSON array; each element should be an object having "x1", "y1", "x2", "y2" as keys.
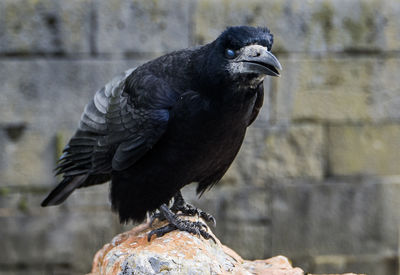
[{"x1": 41, "y1": 26, "x2": 281, "y2": 240}]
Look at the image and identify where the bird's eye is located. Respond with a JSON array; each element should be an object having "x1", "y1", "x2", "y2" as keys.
[{"x1": 225, "y1": 49, "x2": 236, "y2": 59}]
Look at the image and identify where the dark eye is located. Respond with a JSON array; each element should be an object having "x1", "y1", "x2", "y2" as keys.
[{"x1": 225, "y1": 48, "x2": 236, "y2": 59}]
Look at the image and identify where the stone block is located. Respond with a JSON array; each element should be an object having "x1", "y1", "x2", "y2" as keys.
[
  {"x1": 370, "y1": 58, "x2": 400, "y2": 122},
  {"x1": 182, "y1": 184, "x2": 271, "y2": 259},
  {"x1": 216, "y1": 221, "x2": 270, "y2": 260},
  {"x1": 0, "y1": 130, "x2": 7, "y2": 173},
  {"x1": 288, "y1": 58, "x2": 372, "y2": 123},
  {"x1": 194, "y1": 0, "x2": 400, "y2": 53},
  {"x1": 0, "y1": 185, "x2": 126, "y2": 274},
  {"x1": 328, "y1": 124, "x2": 400, "y2": 176},
  {"x1": 0, "y1": 128, "x2": 54, "y2": 187},
  {"x1": 0, "y1": 59, "x2": 143, "y2": 129},
  {"x1": 0, "y1": 0, "x2": 92, "y2": 55},
  {"x1": 273, "y1": 57, "x2": 371, "y2": 124},
  {"x1": 196, "y1": 123, "x2": 324, "y2": 186},
  {"x1": 273, "y1": 57, "x2": 400, "y2": 124},
  {"x1": 259, "y1": 124, "x2": 325, "y2": 180},
  {"x1": 219, "y1": 186, "x2": 269, "y2": 223},
  {"x1": 229, "y1": 126, "x2": 271, "y2": 185},
  {"x1": 251, "y1": 78, "x2": 273, "y2": 128},
  {"x1": 96, "y1": 0, "x2": 191, "y2": 55},
  {"x1": 270, "y1": 178, "x2": 400, "y2": 258},
  {"x1": 182, "y1": 184, "x2": 270, "y2": 223},
  {"x1": 310, "y1": 254, "x2": 398, "y2": 275},
  {"x1": 0, "y1": 59, "x2": 144, "y2": 187},
  {"x1": 183, "y1": 124, "x2": 324, "y2": 187}
]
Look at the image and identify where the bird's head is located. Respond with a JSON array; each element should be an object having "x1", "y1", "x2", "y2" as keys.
[{"x1": 197, "y1": 26, "x2": 282, "y2": 89}]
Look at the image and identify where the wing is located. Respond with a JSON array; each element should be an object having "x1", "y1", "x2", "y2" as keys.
[
  {"x1": 43, "y1": 68, "x2": 178, "y2": 206},
  {"x1": 56, "y1": 68, "x2": 177, "y2": 178}
]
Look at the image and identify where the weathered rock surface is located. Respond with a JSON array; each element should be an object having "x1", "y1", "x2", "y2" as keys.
[{"x1": 89, "y1": 218, "x2": 304, "y2": 275}]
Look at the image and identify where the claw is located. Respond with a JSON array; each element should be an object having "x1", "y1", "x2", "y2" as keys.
[
  {"x1": 199, "y1": 211, "x2": 216, "y2": 227},
  {"x1": 199, "y1": 229, "x2": 216, "y2": 243},
  {"x1": 193, "y1": 221, "x2": 208, "y2": 230},
  {"x1": 210, "y1": 217, "x2": 217, "y2": 227},
  {"x1": 148, "y1": 224, "x2": 176, "y2": 241}
]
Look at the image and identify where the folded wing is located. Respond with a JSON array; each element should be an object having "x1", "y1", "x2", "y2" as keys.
[{"x1": 42, "y1": 68, "x2": 176, "y2": 206}]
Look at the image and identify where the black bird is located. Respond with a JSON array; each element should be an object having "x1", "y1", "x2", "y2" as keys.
[{"x1": 41, "y1": 26, "x2": 281, "y2": 240}]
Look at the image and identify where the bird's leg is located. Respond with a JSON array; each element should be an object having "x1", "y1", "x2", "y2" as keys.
[
  {"x1": 148, "y1": 210, "x2": 166, "y2": 227},
  {"x1": 171, "y1": 191, "x2": 216, "y2": 226},
  {"x1": 147, "y1": 204, "x2": 215, "y2": 242}
]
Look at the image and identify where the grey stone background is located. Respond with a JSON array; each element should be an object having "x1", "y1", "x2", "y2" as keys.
[{"x1": 0, "y1": 0, "x2": 399, "y2": 274}]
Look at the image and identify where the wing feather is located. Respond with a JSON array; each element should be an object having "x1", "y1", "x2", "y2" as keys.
[
  {"x1": 56, "y1": 67, "x2": 176, "y2": 181},
  {"x1": 43, "y1": 67, "x2": 172, "y2": 206}
]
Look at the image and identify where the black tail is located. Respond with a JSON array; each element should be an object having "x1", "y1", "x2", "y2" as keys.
[{"x1": 41, "y1": 174, "x2": 88, "y2": 206}]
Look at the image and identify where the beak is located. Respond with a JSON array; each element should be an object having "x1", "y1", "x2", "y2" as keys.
[{"x1": 238, "y1": 45, "x2": 282, "y2": 77}]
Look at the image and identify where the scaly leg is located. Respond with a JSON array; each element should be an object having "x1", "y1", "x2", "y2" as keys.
[
  {"x1": 147, "y1": 204, "x2": 215, "y2": 242},
  {"x1": 171, "y1": 191, "x2": 216, "y2": 226}
]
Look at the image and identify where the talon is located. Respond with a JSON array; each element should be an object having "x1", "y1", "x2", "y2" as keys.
[
  {"x1": 199, "y1": 211, "x2": 216, "y2": 226},
  {"x1": 201, "y1": 230, "x2": 216, "y2": 243},
  {"x1": 193, "y1": 221, "x2": 208, "y2": 230},
  {"x1": 147, "y1": 230, "x2": 155, "y2": 241},
  {"x1": 147, "y1": 224, "x2": 176, "y2": 242},
  {"x1": 205, "y1": 215, "x2": 217, "y2": 227}
]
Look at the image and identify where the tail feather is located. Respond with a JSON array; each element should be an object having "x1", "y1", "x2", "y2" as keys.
[{"x1": 41, "y1": 174, "x2": 88, "y2": 206}]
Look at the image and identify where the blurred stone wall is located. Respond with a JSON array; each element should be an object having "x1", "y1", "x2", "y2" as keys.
[{"x1": 0, "y1": 0, "x2": 399, "y2": 274}]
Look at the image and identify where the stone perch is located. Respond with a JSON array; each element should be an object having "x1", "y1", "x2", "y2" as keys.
[
  {"x1": 88, "y1": 217, "x2": 365, "y2": 275},
  {"x1": 88, "y1": 217, "x2": 303, "y2": 275}
]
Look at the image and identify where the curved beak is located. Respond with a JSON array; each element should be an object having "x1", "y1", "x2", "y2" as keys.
[{"x1": 237, "y1": 45, "x2": 282, "y2": 77}]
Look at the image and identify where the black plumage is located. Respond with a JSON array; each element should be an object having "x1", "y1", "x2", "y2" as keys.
[{"x1": 42, "y1": 26, "x2": 281, "y2": 238}]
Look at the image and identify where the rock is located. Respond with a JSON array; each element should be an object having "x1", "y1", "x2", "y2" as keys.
[{"x1": 89, "y1": 218, "x2": 304, "y2": 275}]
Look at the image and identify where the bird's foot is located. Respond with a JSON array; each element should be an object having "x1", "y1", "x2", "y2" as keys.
[
  {"x1": 147, "y1": 204, "x2": 215, "y2": 243},
  {"x1": 171, "y1": 192, "x2": 216, "y2": 226},
  {"x1": 172, "y1": 202, "x2": 216, "y2": 226}
]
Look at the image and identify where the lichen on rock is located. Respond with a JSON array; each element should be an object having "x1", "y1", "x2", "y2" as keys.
[{"x1": 88, "y1": 217, "x2": 304, "y2": 275}]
